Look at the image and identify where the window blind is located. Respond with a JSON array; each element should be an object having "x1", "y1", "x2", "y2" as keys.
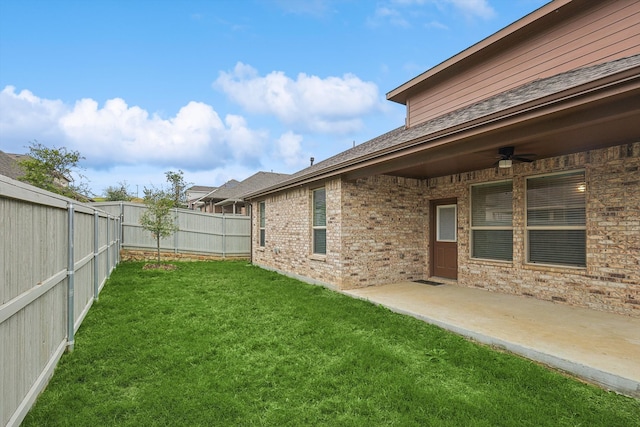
[
  {"x1": 259, "y1": 201, "x2": 265, "y2": 247},
  {"x1": 527, "y1": 171, "x2": 586, "y2": 267},
  {"x1": 313, "y1": 188, "x2": 326, "y2": 254},
  {"x1": 471, "y1": 181, "x2": 513, "y2": 261}
]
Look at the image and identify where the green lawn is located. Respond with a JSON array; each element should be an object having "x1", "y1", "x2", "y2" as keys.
[{"x1": 24, "y1": 261, "x2": 639, "y2": 426}]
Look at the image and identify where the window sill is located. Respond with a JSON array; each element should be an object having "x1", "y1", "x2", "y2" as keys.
[
  {"x1": 523, "y1": 263, "x2": 586, "y2": 274},
  {"x1": 256, "y1": 247, "x2": 265, "y2": 252},
  {"x1": 309, "y1": 254, "x2": 326, "y2": 262},
  {"x1": 469, "y1": 257, "x2": 513, "y2": 267}
]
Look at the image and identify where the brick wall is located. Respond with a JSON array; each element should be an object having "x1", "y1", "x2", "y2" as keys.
[
  {"x1": 252, "y1": 179, "x2": 343, "y2": 287},
  {"x1": 340, "y1": 175, "x2": 427, "y2": 288},
  {"x1": 449, "y1": 142, "x2": 640, "y2": 317},
  {"x1": 251, "y1": 142, "x2": 639, "y2": 316}
]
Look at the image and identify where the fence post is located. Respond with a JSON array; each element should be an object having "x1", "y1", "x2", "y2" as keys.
[
  {"x1": 116, "y1": 216, "x2": 121, "y2": 264},
  {"x1": 67, "y1": 202, "x2": 75, "y2": 352},
  {"x1": 106, "y1": 215, "x2": 111, "y2": 273},
  {"x1": 174, "y1": 208, "x2": 179, "y2": 254},
  {"x1": 94, "y1": 210, "x2": 99, "y2": 301},
  {"x1": 120, "y1": 202, "x2": 124, "y2": 247}
]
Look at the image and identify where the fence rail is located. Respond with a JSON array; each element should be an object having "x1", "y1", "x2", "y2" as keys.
[
  {"x1": 1, "y1": 176, "x2": 120, "y2": 427},
  {"x1": 92, "y1": 202, "x2": 251, "y2": 257}
]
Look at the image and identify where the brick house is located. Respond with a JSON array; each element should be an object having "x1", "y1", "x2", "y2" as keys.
[{"x1": 245, "y1": 0, "x2": 640, "y2": 317}]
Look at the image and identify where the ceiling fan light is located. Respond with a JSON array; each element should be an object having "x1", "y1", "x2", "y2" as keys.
[{"x1": 498, "y1": 159, "x2": 512, "y2": 168}]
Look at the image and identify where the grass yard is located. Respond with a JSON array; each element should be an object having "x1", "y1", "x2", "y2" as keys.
[{"x1": 24, "y1": 261, "x2": 639, "y2": 426}]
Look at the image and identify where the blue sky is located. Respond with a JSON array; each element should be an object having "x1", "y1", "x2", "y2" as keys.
[{"x1": 0, "y1": 0, "x2": 548, "y2": 196}]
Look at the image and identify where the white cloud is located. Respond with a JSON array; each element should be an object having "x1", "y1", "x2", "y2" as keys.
[
  {"x1": 58, "y1": 98, "x2": 236, "y2": 168},
  {"x1": 0, "y1": 85, "x2": 268, "y2": 172},
  {"x1": 214, "y1": 62, "x2": 382, "y2": 134},
  {"x1": 425, "y1": 20, "x2": 448, "y2": 30},
  {"x1": 386, "y1": 0, "x2": 495, "y2": 21},
  {"x1": 367, "y1": 7, "x2": 411, "y2": 28},
  {"x1": 275, "y1": 131, "x2": 307, "y2": 168},
  {"x1": 223, "y1": 114, "x2": 267, "y2": 163},
  {"x1": 0, "y1": 86, "x2": 67, "y2": 144},
  {"x1": 448, "y1": 0, "x2": 494, "y2": 19}
]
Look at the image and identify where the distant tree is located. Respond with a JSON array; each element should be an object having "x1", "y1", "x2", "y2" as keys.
[
  {"x1": 17, "y1": 141, "x2": 90, "y2": 201},
  {"x1": 165, "y1": 170, "x2": 191, "y2": 208},
  {"x1": 139, "y1": 186, "x2": 179, "y2": 264},
  {"x1": 104, "y1": 181, "x2": 133, "y2": 201}
]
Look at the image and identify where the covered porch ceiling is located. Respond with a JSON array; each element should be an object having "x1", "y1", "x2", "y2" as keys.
[{"x1": 343, "y1": 74, "x2": 640, "y2": 181}]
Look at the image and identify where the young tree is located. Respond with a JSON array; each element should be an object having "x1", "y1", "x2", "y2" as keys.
[
  {"x1": 139, "y1": 187, "x2": 179, "y2": 264},
  {"x1": 165, "y1": 170, "x2": 191, "y2": 208},
  {"x1": 17, "y1": 141, "x2": 90, "y2": 201},
  {"x1": 104, "y1": 181, "x2": 133, "y2": 201}
]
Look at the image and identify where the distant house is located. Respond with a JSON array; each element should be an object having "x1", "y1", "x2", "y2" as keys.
[
  {"x1": 0, "y1": 151, "x2": 29, "y2": 180},
  {"x1": 0, "y1": 150, "x2": 71, "y2": 188},
  {"x1": 245, "y1": 0, "x2": 640, "y2": 317},
  {"x1": 195, "y1": 179, "x2": 240, "y2": 213},
  {"x1": 214, "y1": 172, "x2": 289, "y2": 215},
  {"x1": 187, "y1": 185, "x2": 217, "y2": 210},
  {"x1": 196, "y1": 172, "x2": 290, "y2": 215}
]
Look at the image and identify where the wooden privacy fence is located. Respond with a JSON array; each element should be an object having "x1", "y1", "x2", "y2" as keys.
[
  {"x1": 92, "y1": 202, "x2": 251, "y2": 258},
  {"x1": 0, "y1": 176, "x2": 120, "y2": 427}
]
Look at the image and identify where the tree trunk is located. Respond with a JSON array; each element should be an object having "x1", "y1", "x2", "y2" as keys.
[{"x1": 156, "y1": 235, "x2": 161, "y2": 264}]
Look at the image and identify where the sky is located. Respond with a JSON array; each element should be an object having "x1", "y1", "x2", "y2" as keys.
[{"x1": 0, "y1": 0, "x2": 549, "y2": 197}]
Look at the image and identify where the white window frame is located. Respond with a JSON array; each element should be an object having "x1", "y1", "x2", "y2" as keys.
[
  {"x1": 470, "y1": 180, "x2": 513, "y2": 262},
  {"x1": 525, "y1": 170, "x2": 586, "y2": 268},
  {"x1": 312, "y1": 188, "x2": 327, "y2": 255},
  {"x1": 436, "y1": 204, "x2": 457, "y2": 242},
  {"x1": 258, "y1": 201, "x2": 265, "y2": 247}
]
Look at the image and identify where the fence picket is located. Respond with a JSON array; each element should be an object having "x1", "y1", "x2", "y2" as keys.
[
  {"x1": 0, "y1": 177, "x2": 120, "y2": 427},
  {"x1": 1, "y1": 178, "x2": 252, "y2": 427}
]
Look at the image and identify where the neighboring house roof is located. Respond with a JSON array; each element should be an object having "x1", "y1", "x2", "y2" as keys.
[
  {"x1": 0, "y1": 150, "x2": 72, "y2": 186},
  {"x1": 197, "y1": 179, "x2": 241, "y2": 203},
  {"x1": 0, "y1": 151, "x2": 27, "y2": 180},
  {"x1": 214, "y1": 172, "x2": 290, "y2": 206},
  {"x1": 188, "y1": 185, "x2": 216, "y2": 192},
  {"x1": 246, "y1": 54, "x2": 640, "y2": 199}
]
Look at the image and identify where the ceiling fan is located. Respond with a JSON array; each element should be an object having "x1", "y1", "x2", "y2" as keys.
[{"x1": 495, "y1": 146, "x2": 536, "y2": 168}]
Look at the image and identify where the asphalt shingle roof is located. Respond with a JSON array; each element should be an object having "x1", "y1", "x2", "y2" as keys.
[
  {"x1": 0, "y1": 151, "x2": 27, "y2": 180},
  {"x1": 217, "y1": 172, "x2": 290, "y2": 201},
  {"x1": 188, "y1": 185, "x2": 217, "y2": 192}
]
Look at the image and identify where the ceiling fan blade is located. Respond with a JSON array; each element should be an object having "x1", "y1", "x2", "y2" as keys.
[{"x1": 513, "y1": 156, "x2": 534, "y2": 162}]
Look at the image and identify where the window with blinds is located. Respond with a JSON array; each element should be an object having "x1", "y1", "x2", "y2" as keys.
[
  {"x1": 470, "y1": 180, "x2": 513, "y2": 261},
  {"x1": 312, "y1": 188, "x2": 326, "y2": 254},
  {"x1": 259, "y1": 201, "x2": 266, "y2": 247},
  {"x1": 526, "y1": 171, "x2": 586, "y2": 267}
]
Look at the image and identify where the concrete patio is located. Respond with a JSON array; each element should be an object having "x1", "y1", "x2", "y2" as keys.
[{"x1": 342, "y1": 281, "x2": 640, "y2": 398}]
